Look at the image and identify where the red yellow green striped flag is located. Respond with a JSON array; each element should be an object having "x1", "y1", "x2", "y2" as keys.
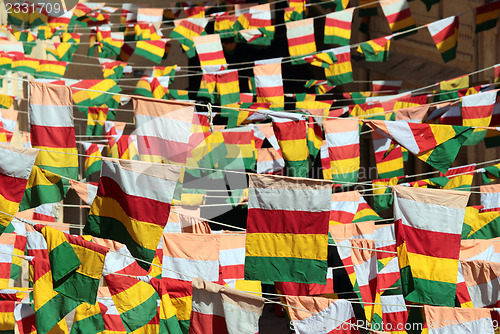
[
  {"x1": 170, "y1": 18, "x2": 209, "y2": 58},
  {"x1": 357, "y1": 35, "x2": 392, "y2": 62},
  {"x1": 272, "y1": 115, "x2": 309, "y2": 177},
  {"x1": 36, "y1": 60, "x2": 67, "y2": 78},
  {"x1": 214, "y1": 12, "x2": 236, "y2": 34},
  {"x1": 0, "y1": 145, "x2": 38, "y2": 234},
  {"x1": 371, "y1": 130, "x2": 404, "y2": 179},
  {"x1": 324, "y1": 46, "x2": 353, "y2": 86},
  {"x1": 245, "y1": 174, "x2": 331, "y2": 284},
  {"x1": 85, "y1": 159, "x2": 181, "y2": 270},
  {"x1": 254, "y1": 59, "x2": 284, "y2": 111},
  {"x1": 380, "y1": 0, "x2": 416, "y2": 34},
  {"x1": 86, "y1": 106, "x2": 109, "y2": 136},
  {"x1": 18, "y1": 165, "x2": 64, "y2": 211},
  {"x1": 100, "y1": 60, "x2": 127, "y2": 80},
  {"x1": 216, "y1": 69, "x2": 240, "y2": 105},
  {"x1": 135, "y1": 39, "x2": 168, "y2": 64},
  {"x1": 394, "y1": 186, "x2": 470, "y2": 306},
  {"x1": 29, "y1": 81, "x2": 78, "y2": 182},
  {"x1": 324, "y1": 8, "x2": 354, "y2": 45},
  {"x1": 70, "y1": 301, "x2": 106, "y2": 334},
  {"x1": 193, "y1": 34, "x2": 227, "y2": 68},
  {"x1": 461, "y1": 90, "x2": 497, "y2": 145},
  {"x1": 475, "y1": 1, "x2": 500, "y2": 33},
  {"x1": 427, "y1": 16, "x2": 459, "y2": 63},
  {"x1": 81, "y1": 142, "x2": 104, "y2": 178},
  {"x1": 147, "y1": 277, "x2": 184, "y2": 334},
  {"x1": 286, "y1": 18, "x2": 316, "y2": 64}
]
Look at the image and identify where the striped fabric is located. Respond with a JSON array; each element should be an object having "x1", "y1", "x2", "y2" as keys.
[
  {"x1": 329, "y1": 191, "x2": 362, "y2": 225},
  {"x1": 254, "y1": 59, "x2": 284, "y2": 111},
  {"x1": 36, "y1": 60, "x2": 67, "y2": 78},
  {"x1": 285, "y1": 297, "x2": 359, "y2": 333},
  {"x1": 29, "y1": 81, "x2": 78, "y2": 182},
  {"x1": 189, "y1": 278, "x2": 265, "y2": 334},
  {"x1": 371, "y1": 131, "x2": 404, "y2": 179},
  {"x1": 275, "y1": 268, "x2": 334, "y2": 297},
  {"x1": 14, "y1": 302, "x2": 37, "y2": 334},
  {"x1": 272, "y1": 116, "x2": 309, "y2": 177},
  {"x1": 133, "y1": 97, "x2": 195, "y2": 164},
  {"x1": 441, "y1": 164, "x2": 475, "y2": 191},
  {"x1": 81, "y1": 142, "x2": 104, "y2": 178},
  {"x1": 394, "y1": 186, "x2": 470, "y2": 306},
  {"x1": 461, "y1": 90, "x2": 497, "y2": 145},
  {"x1": 86, "y1": 107, "x2": 108, "y2": 136},
  {"x1": 102, "y1": 245, "x2": 159, "y2": 333},
  {"x1": 475, "y1": 1, "x2": 500, "y2": 33},
  {"x1": 323, "y1": 118, "x2": 360, "y2": 185},
  {"x1": 480, "y1": 184, "x2": 500, "y2": 212},
  {"x1": 0, "y1": 109, "x2": 17, "y2": 143},
  {"x1": 85, "y1": 159, "x2": 181, "y2": 270},
  {"x1": 286, "y1": 18, "x2": 316, "y2": 64},
  {"x1": 71, "y1": 79, "x2": 122, "y2": 112},
  {"x1": 372, "y1": 177, "x2": 400, "y2": 213},
  {"x1": 214, "y1": 12, "x2": 237, "y2": 34},
  {"x1": 162, "y1": 233, "x2": 220, "y2": 282},
  {"x1": 365, "y1": 120, "x2": 473, "y2": 173},
  {"x1": 324, "y1": 46, "x2": 353, "y2": 86},
  {"x1": 31, "y1": 257, "x2": 79, "y2": 334},
  {"x1": 97, "y1": 287, "x2": 128, "y2": 334},
  {"x1": 96, "y1": 27, "x2": 123, "y2": 58},
  {"x1": 380, "y1": 0, "x2": 416, "y2": 34},
  {"x1": 284, "y1": 2, "x2": 305, "y2": 22},
  {"x1": 0, "y1": 233, "x2": 23, "y2": 286},
  {"x1": 216, "y1": 69, "x2": 240, "y2": 105},
  {"x1": 0, "y1": 145, "x2": 38, "y2": 234},
  {"x1": 100, "y1": 60, "x2": 127, "y2": 80},
  {"x1": 135, "y1": 39, "x2": 168, "y2": 64},
  {"x1": 219, "y1": 233, "x2": 246, "y2": 287},
  {"x1": 193, "y1": 34, "x2": 227, "y2": 68},
  {"x1": 324, "y1": 8, "x2": 354, "y2": 45},
  {"x1": 254, "y1": 124, "x2": 285, "y2": 175},
  {"x1": 357, "y1": 35, "x2": 392, "y2": 62},
  {"x1": 219, "y1": 127, "x2": 257, "y2": 171},
  {"x1": 353, "y1": 196, "x2": 382, "y2": 223},
  {"x1": 146, "y1": 277, "x2": 183, "y2": 334},
  {"x1": 70, "y1": 180, "x2": 98, "y2": 206},
  {"x1": 0, "y1": 301, "x2": 15, "y2": 334},
  {"x1": 427, "y1": 16, "x2": 459, "y2": 63},
  {"x1": 71, "y1": 301, "x2": 106, "y2": 334},
  {"x1": 372, "y1": 80, "x2": 402, "y2": 94},
  {"x1": 424, "y1": 305, "x2": 494, "y2": 334},
  {"x1": 18, "y1": 165, "x2": 64, "y2": 211},
  {"x1": 170, "y1": 18, "x2": 209, "y2": 58},
  {"x1": 461, "y1": 260, "x2": 500, "y2": 308},
  {"x1": 245, "y1": 174, "x2": 331, "y2": 284}
]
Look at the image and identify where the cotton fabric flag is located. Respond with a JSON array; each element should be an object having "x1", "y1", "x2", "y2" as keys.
[
  {"x1": 286, "y1": 18, "x2": 316, "y2": 64},
  {"x1": 461, "y1": 90, "x2": 497, "y2": 145},
  {"x1": 475, "y1": 1, "x2": 500, "y2": 33},
  {"x1": 480, "y1": 183, "x2": 500, "y2": 213},
  {"x1": 170, "y1": 18, "x2": 209, "y2": 58},
  {"x1": 324, "y1": 46, "x2": 353, "y2": 86},
  {"x1": 380, "y1": 0, "x2": 416, "y2": 34},
  {"x1": 461, "y1": 260, "x2": 500, "y2": 308},
  {"x1": 324, "y1": 8, "x2": 354, "y2": 45},
  {"x1": 393, "y1": 186, "x2": 470, "y2": 306},
  {"x1": 357, "y1": 36, "x2": 392, "y2": 62},
  {"x1": 0, "y1": 145, "x2": 38, "y2": 234},
  {"x1": 86, "y1": 106, "x2": 108, "y2": 136},
  {"x1": 18, "y1": 165, "x2": 64, "y2": 211},
  {"x1": 424, "y1": 305, "x2": 495, "y2": 334},
  {"x1": 216, "y1": 69, "x2": 240, "y2": 106},
  {"x1": 254, "y1": 59, "x2": 285, "y2": 111},
  {"x1": 245, "y1": 174, "x2": 331, "y2": 284},
  {"x1": 81, "y1": 142, "x2": 104, "y2": 178},
  {"x1": 135, "y1": 39, "x2": 168, "y2": 64},
  {"x1": 272, "y1": 116, "x2": 309, "y2": 177},
  {"x1": 427, "y1": 16, "x2": 459, "y2": 63},
  {"x1": 70, "y1": 300, "x2": 106, "y2": 334},
  {"x1": 371, "y1": 131, "x2": 404, "y2": 179},
  {"x1": 133, "y1": 97, "x2": 195, "y2": 165},
  {"x1": 193, "y1": 34, "x2": 227, "y2": 68},
  {"x1": 189, "y1": 278, "x2": 265, "y2": 334},
  {"x1": 85, "y1": 159, "x2": 181, "y2": 270},
  {"x1": 145, "y1": 277, "x2": 184, "y2": 334}
]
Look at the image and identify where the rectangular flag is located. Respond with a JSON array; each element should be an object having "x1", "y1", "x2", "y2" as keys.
[
  {"x1": 216, "y1": 69, "x2": 240, "y2": 106},
  {"x1": 193, "y1": 34, "x2": 227, "y2": 68},
  {"x1": 323, "y1": 118, "x2": 360, "y2": 185},
  {"x1": 189, "y1": 278, "x2": 265, "y2": 334},
  {"x1": 424, "y1": 305, "x2": 495, "y2": 334},
  {"x1": 0, "y1": 145, "x2": 38, "y2": 234},
  {"x1": 29, "y1": 81, "x2": 78, "y2": 182},
  {"x1": 371, "y1": 130, "x2": 404, "y2": 179},
  {"x1": 286, "y1": 18, "x2": 316, "y2": 64},
  {"x1": 135, "y1": 39, "x2": 168, "y2": 64},
  {"x1": 272, "y1": 116, "x2": 309, "y2": 177},
  {"x1": 133, "y1": 97, "x2": 195, "y2": 165},
  {"x1": 324, "y1": 46, "x2": 353, "y2": 86},
  {"x1": 85, "y1": 159, "x2": 181, "y2": 271},
  {"x1": 380, "y1": 0, "x2": 416, "y2": 34},
  {"x1": 427, "y1": 16, "x2": 459, "y2": 63},
  {"x1": 461, "y1": 259, "x2": 500, "y2": 308},
  {"x1": 170, "y1": 18, "x2": 209, "y2": 58},
  {"x1": 86, "y1": 106, "x2": 109, "y2": 136},
  {"x1": 461, "y1": 90, "x2": 497, "y2": 145},
  {"x1": 324, "y1": 8, "x2": 354, "y2": 45},
  {"x1": 480, "y1": 183, "x2": 500, "y2": 212},
  {"x1": 219, "y1": 233, "x2": 246, "y2": 287},
  {"x1": 475, "y1": 1, "x2": 500, "y2": 33},
  {"x1": 254, "y1": 59, "x2": 284, "y2": 111},
  {"x1": 245, "y1": 174, "x2": 331, "y2": 284},
  {"x1": 393, "y1": 186, "x2": 470, "y2": 306},
  {"x1": 81, "y1": 142, "x2": 103, "y2": 178},
  {"x1": 18, "y1": 165, "x2": 64, "y2": 211}
]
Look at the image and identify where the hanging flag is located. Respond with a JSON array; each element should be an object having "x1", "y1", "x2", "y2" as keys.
[
  {"x1": 69, "y1": 179, "x2": 98, "y2": 206},
  {"x1": 170, "y1": 18, "x2": 209, "y2": 58},
  {"x1": 394, "y1": 186, "x2": 470, "y2": 306},
  {"x1": 36, "y1": 60, "x2": 67, "y2": 78},
  {"x1": 482, "y1": 162, "x2": 500, "y2": 184},
  {"x1": 323, "y1": 118, "x2": 360, "y2": 185},
  {"x1": 81, "y1": 142, "x2": 104, "y2": 178},
  {"x1": 380, "y1": 0, "x2": 416, "y2": 34},
  {"x1": 0, "y1": 109, "x2": 17, "y2": 143},
  {"x1": 218, "y1": 233, "x2": 246, "y2": 287},
  {"x1": 461, "y1": 90, "x2": 497, "y2": 145},
  {"x1": 245, "y1": 174, "x2": 331, "y2": 284},
  {"x1": 371, "y1": 131, "x2": 404, "y2": 179},
  {"x1": 0, "y1": 233, "x2": 25, "y2": 286},
  {"x1": 29, "y1": 81, "x2": 78, "y2": 183},
  {"x1": 427, "y1": 16, "x2": 459, "y2": 63},
  {"x1": 461, "y1": 260, "x2": 500, "y2": 308},
  {"x1": 329, "y1": 191, "x2": 363, "y2": 225},
  {"x1": 216, "y1": 69, "x2": 240, "y2": 106},
  {"x1": 197, "y1": 73, "x2": 217, "y2": 102},
  {"x1": 365, "y1": 120, "x2": 473, "y2": 173},
  {"x1": 85, "y1": 159, "x2": 181, "y2": 271},
  {"x1": 86, "y1": 106, "x2": 109, "y2": 136},
  {"x1": 372, "y1": 80, "x2": 402, "y2": 94},
  {"x1": 193, "y1": 34, "x2": 227, "y2": 68},
  {"x1": 135, "y1": 39, "x2": 168, "y2": 64},
  {"x1": 475, "y1": 1, "x2": 500, "y2": 33},
  {"x1": 480, "y1": 183, "x2": 500, "y2": 212},
  {"x1": 372, "y1": 177, "x2": 400, "y2": 212},
  {"x1": 324, "y1": 8, "x2": 354, "y2": 45},
  {"x1": 424, "y1": 305, "x2": 495, "y2": 333},
  {"x1": 31, "y1": 257, "x2": 79, "y2": 334},
  {"x1": 324, "y1": 46, "x2": 353, "y2": 86},
  {"x1": 0, "y1": 145, "x2": 38, "y2": 234},
  {"x1": 14, "y1": 302, "x2": 37, "y2": 334},
  {"x1": 71, "y1": 79, "x2": 122, "y2": 112},
  {"x1": 96, "y1": 27, "x2": 124, "y2": 58},
  {"x1": 214, "y1": 12, "x2": 237, "y2": 35},
  {"x1": 286, "y1": 18, "x2": 316, "y2": 64},
  {"x1": 18, "y1": 165, "x2": 64, "y2": 211},
  {"x1": 254, "y1": 59, "x2": 285, "y2": 111},
  {"x1": 96, "y1": 287, "x2": 128, "y2": 334},
  {"x1": 440, "y1": 164, "x2": 475, "y2": 191},
  {"x1": 272, "y1": 116, "x2": 309, "y2": 177},
  {"x1": 33, "y1": 203, "x2": 57, "y2": 222},
  {"x1": 133, "y1": 97, "x2": 195, "y2": 164},
  {"x1": 71, "y1": 301, "x2": 106, "y2": 334},
  {"x1": 284, "y1": 2, "x2": 305, "y2": 22},
  {"x1": 100, "y1": 60, "x2": 127, "y2": 80},
  {"x1": 357, "y1": 35, "x2": 392, "y2": 62},
  {"x1": 285, "y1": 297, "x2": 359, "y2": 333}
]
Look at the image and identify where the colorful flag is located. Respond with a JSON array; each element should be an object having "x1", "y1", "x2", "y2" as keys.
[
  {"x1": 145, "y1": 277, "x2": 184, "y2": 334},
  {"x1": 394, "y1": 186, "x2": 470, "y2": 306},
  {"x1": 0, "y1": 233, "x2": 25, "y2": 286},
  {"x1": 475, "y1": 1, "x2": 500, "y2": 33},
  {"x1": 372, "y1": 177, "x2": 400, "y2": 212},
  {"x1": 170, "y1": 18, "x2": 209, "y2": 58},
  {"x1": 71, "y1": 79, "x2": 122, "y2": 112},
  {"x1": 272, "y1": 116, "x2": 309, "y2": 177},
  {"x1": 81, "y1": 142, "x2": 104, "y2": 178},
  {"x1": 29, "y1": 81, "x2": 78, "y2": 182},
  {"x1": 14, "y1": 302, "x2": 37, "y2": 334},
  {"x1": 380, "y1": 0, "x2": 416, "y2": 34},
  {"x1": 427, "y1": 16, "x2": 459, "y2": 63},
  {"x1": 245, "y1": 174, "x2": 331, "y2": 284},
  {"x1": 100, "y1": 60, "x2": 127, "y2": 80},
  {"x1": 69, "y1": 179, "x2": 98, "y2": 206},
  {"x1": 461, "y1": 259, "x2": 500, "y2": 308},
  {"x1": 133, "y1": 97, "x2": 195, "y2": 164},
  {"x1": 214, "y1": 12, "x2": 236, "y2": 35},
  {"x1": 440, "y1": 164, "x2": 475, "y2": 191},
  {"x1": 461, "y1": 90, "x2": 497, "y2": 145},
  {"x1": 285, "y1": 297, "x2": 359, "y2": 333},
  {"x1": 324, "y1": 8, "x2": 354, "y2": 45},
  {"x1": 189, "y1": 278, "x2": 265, "y2": 334},
  {"x1": 323, "y1": 118, "x2": 360, "y2": 185},
  {"x1": 329, "y1": 190, "x2": 363, "y2": 225},
  {"x1": 371, "y1": 131, "x2": 404, "y2": 179},
  {"x1": 254, "y1": 59, "x2": 285, "y2": 111},
  {"x1": 357, "y1": 35, "x2": 392, "y2": 62},
  {"x1": 218, "y1": 233, "x2": 246, "y2": 287},
  {"x1": 480, "y1": 183, "x2": 500, "y2": 212},
  {"x1": 216, "y1": 69, "x2": 240, "y2": 106},
  {"x1": 96, "y1": 286, "x2": 128, "y2": 334},
  {"x1": 86, "y1": 106, "x2": 109, "y2": 136},
  {"x1": 36, "y1": 60, "x2": 67, "y2": 78},
  {"x1": 424, "y1": 305, "x2": 495, "y2": 333},
  {"x1": 70, "y1": 300, "x2": 106, "y2": 334},
  {"x1": 193, "y1": 34, "x2": 227, "y2": 68},
  {"x1": 0, "y1": 145, "x2": 38, "y2": 234},
  {"x1": 18, "y1": 165, "x2": 64, "y2": 211},
  {"x1": 324, "y1": 46, "x2": 353, "y2": 86},
  {"x1": 85, "y1": 159, "x2": 181, "y2": 270},
  {"x1": 135, "y1": 39, "x2": 168, "y2": 64},
  {"x1": 286, "y1": 18, "x2": 316, "y2": 64},
  {"x1": 365, "y1": 120, "x2": 473, "y2": 173}
]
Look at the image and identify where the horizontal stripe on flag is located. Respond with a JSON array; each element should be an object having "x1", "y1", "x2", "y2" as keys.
[
  {"x1": 245, "y1": 256, "x2": 327, "y2": 283},
  {"x1": 29, "y1": 105, "x2": 73, "y2": 127},
  {"x1": 162, "y1": 256, "x2": 219, "y2": 281},
  {"x1": 136, "y1": 136, "x2": 189, "y2": 164},
  {"x1": 31, "y1": 126, "x2": 76, "y2": 148},
  {"x1": 134, "y1": 115, "x2": 192, "y2": 143},
  {"x1": 248, "y1": 187, "x2": 331, "y2": 212},
  {"x1": 400, "y1": 224, "x2": 461, "y2": 259},
  {"x1": 406, "y1": 252, "x2": 459, "y2": 283},
  {"x1": 0, "y1": 146, "x2": 38, "y2": 180},
  {"x1": 246, "y1": 233, "x2": 327, "y2": 260},
  {"x1": 34, "y1": 148, "x2": 79, "y2": 168},
  {"x1": 247, "y1": 209, "x2": 329, "y2": 234}
]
